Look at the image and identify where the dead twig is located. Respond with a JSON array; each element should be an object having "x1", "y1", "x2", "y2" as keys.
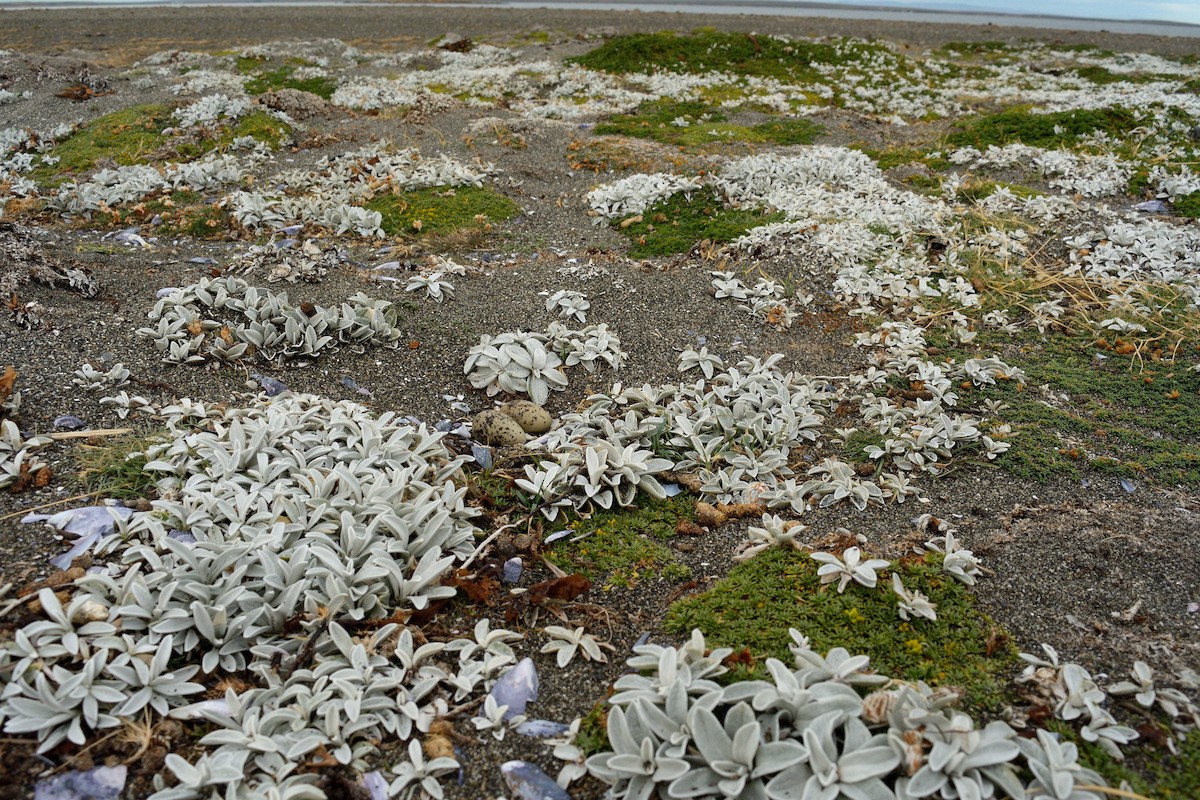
[
  {"x1": 0, "y1": 492, "x2": 104, "y2": 522},
  {"x1": 48, "y1": 428, "x2": 133, "y2": 441}
]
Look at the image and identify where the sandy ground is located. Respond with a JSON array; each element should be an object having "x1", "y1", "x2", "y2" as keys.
[{"x1": 0, "y1": 6, "x2": 1198, "y2": 800}]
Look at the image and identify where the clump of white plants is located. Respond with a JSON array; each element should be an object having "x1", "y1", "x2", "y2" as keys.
[
  {"x1": 138, "y1": 275, "x2": 404, "y2": 364},
  {"x1": 580, "y1": 628, "x2": 1168, "y2": 800},
  {"x1": 464, "y1": 323, "x2": 626, "y2": 405},
  {"x1": 0, "y1": 395, "x2": 525, "y2": 799}
]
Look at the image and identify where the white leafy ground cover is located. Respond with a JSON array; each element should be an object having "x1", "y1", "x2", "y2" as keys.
[{"x1": 1, "y1": 25, "x2": 1199, "y2": 800}]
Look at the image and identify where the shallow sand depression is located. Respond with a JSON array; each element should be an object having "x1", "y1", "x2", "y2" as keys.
[{"x1": 0, "y1": 7, "x2": 1199, "y2": 800}]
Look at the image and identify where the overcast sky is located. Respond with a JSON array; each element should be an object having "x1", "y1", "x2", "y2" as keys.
[
  {"x1": 11, "y1": 0, "x2": 1200, "y2": 26},
  {"x1": 823, "y1": 0, "x2": 1199, "y2": 24}
]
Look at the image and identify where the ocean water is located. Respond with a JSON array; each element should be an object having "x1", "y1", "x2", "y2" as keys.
[{"x1": 7, "y1": 0, "x2": 1200, "y2": 36}]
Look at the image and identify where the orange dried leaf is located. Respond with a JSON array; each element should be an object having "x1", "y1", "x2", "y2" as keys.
[
  {"x1": 0, "y1": 365, "x2": 15, "y2": 404},
  {"x1": 528, "y1": 573, "x2": 591, "y2": 604}
]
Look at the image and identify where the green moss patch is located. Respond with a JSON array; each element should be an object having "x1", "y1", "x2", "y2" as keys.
[
  {"x1": 595, "y1": 100, "x2": 823, "y2": 148},
  {"x1": 1173, "y1": 191, "x2": 1200, "y2": 218},
  {"x1": 935, "y1": 41, "x2": 1015, "y2": 57},
  {"x1": 245, "y1": 67, "x2": 336, "y2": 100},
  {"x1": 954, "y1": 178, "x2": 1044, "y2": 203},
  {"x1": 169, "y1": 111, "x2": 292, "y2": 162},
  {"x1": 235, "y1": 55, "x2": 336, "y2": 99},
  {"x1": 569, "y1": 31, "x2": 897, "y2": 84},
  {"x1": 1048, "y1": 719, "x2": 1200, "y2": 799},
  {"x1": 31, "y1": 105, "x2": 291, "y2": 190},
  {"x1": 543, "y1": 494, "x2": 694, "y2": 589},
  {"x1": 364, "y1": 185, "x2": 518, "y2": 238},
  {"x1": 617, "y1": 186, "x2": 784, "y2": 257},
  {"x1": 31, "y1": 104, "x2": 173, "y2": 184},
  {"x1": 664, "y1": 547, "x2": 1018, "y2": 710},
  {"x1": 947, "y1": 106, "x2": 1143, "y2": 150},
  {"x1": 858, "y1": 144, "x2": 951, "y2": 172},
  {"x1": 1072, "y1": 65, "x2": 1174, "y2": 85},
  {"x1": 928, "y1": 327, "x2": 1200, "y2": 485}
]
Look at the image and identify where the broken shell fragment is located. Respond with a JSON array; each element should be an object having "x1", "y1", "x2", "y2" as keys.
[
  {"x1": 500, "y1": 761, "x2": 570, "y2": 800},
  {"x1": 515, "y1": 719, "x2": 571, "y2": 738},
  {"x1": 501, "y1": 556, "x2": 523, "y2": 584},
  {"x1": 487, "y1": 657, "x2": 539, "y2": 719}
]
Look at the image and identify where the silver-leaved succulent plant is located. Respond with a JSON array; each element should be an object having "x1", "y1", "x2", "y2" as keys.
[
  {"x1": 584, "y1": 629, "x2": 1136, "y2": 800},
  {"x1": 464, "y1": 331, "x2": 568, "y2": 404}
]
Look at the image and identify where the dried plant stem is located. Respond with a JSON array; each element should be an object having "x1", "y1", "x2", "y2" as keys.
[
  {"x1": 0, "y1": 492, "x2": 102, "y2": 522},
  {"x1": 1075, "y1": 786, "x2": 1155, "y2": 800},
  {"x1": 460, "y1": 519, "x2": 523, "y2": 570}
]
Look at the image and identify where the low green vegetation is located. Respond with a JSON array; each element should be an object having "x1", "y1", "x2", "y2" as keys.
[
  {"x1": 925, "y1": 326, "x2": 1200, "y2": 485},
  {"x1": 171, "y1": 111, "x2": 293, "y2": 161},
  {"x1": 569, "y1": 30, "x2": 899, "y2": 84},
  {"x1": 935, "y1": 40, "x2": 1014, "y2": 57},
  {"x1": 543, "y1": 494, "x2": 694, "y2": 589},
  {"x1": 364, "y1": 185, "x2": 519, "y2": 238},
  {"x1": 1174, "y1": 191, "x2": 1200, "y2": 218},
  {"x1": 954, "y1": 178, "x2": 1044, "y2": 203},
  {"x1": 31, "y1": 104, "x2": 173, "y2": 184},
  {"x1": 595, "y1": 100, "x2": 823, "y2": 148},
  {"x1": 1072, "y1": 65, "x2": 1172, "y2": 85},
  {"x1": 616, "y1": 187, "x2": 784, "y2": 257},
  {"x1": 235, "y1": 55, "x2": 336, "y2": 99},
  {"x1": 31, "y1": 105, "x2": 290, "y2": 190},
  {"x1": 857, "y1": 144, "x2": 951, "y2": 172},
  {"x1": 664, "y1": 547, "x2": 1019, "y2": 711},
  {"x1": 75, "y1": 432, "x2": 165, "y2": 500},
  {"x1": 947, "y1": 105, "x2": 1143, "y2": 149},
  {"x1": 1049, "y1": 719, "x2": 1200, "y2": 799}
]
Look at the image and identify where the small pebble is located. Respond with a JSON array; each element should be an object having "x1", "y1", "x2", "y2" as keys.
[
  {"x1": 250, "y1": 373, "x2": 289, "y2": 397},
  {"x1": 53, "y1": 415, "x2": 87, "y2": 430},
  {"x1": 543, "y1": 529, "x2": 572, "y2": 544},
  {"x1": 360, "y1": 772, "x2": 388, "y2": 800}
]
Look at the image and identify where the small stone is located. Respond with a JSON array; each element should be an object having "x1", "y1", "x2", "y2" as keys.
[
  {"x1": 53, "y1": 415, "x2": 88, "y2": 430},
  {"x1": 472, "y1": 409, "x2": 526, "y2": 446},
  {"x1": 70, "y1": 599, "x2": 109, "y2": 623},
  {"x1": 500, "y1": 400, "x2": 552, "y2": 434},
  {"x1": 500, "y1": 761, "x2": 569, "y2": 800}
]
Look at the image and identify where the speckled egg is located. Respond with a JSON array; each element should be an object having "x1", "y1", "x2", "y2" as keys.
[
  {"x1": 472, "y1": 409, "x2": 526, "y2": 446},
  {"x1": 501, "y1": 400, "x2": 552, "y2": 434}
]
